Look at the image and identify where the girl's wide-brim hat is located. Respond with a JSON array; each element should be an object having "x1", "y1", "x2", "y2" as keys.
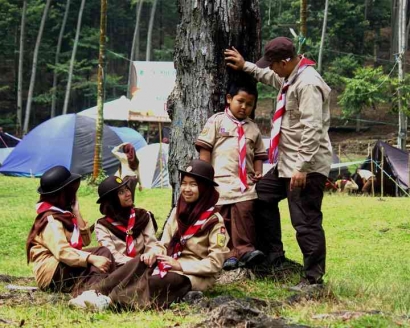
[
  {"x1": 38, "y1": 166, "x2": 81, "y2": 195},
  {"x1": 178, "y1": 159, "x2": 218, "y2": 186},
  {"x1": 96, "y1": 176, "x2": 128, "y2": 203}
]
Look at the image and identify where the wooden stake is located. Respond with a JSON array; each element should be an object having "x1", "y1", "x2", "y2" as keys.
[
  {"x1": 338, "y1": 144, "x2": 341, "y2": 176},
  {"x1": 381, "y1": 147, "x2": 384, "y2": 197}
]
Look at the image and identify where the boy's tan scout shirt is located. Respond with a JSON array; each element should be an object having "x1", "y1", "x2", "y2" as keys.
[
  {"x1": 195, "y1": 112, "x2": 268, "y2": 205},
  {"x1": 160, "y1": 208, "x2": 230, "y2": 291},
  {"x1": 243, "y1": 61, "x2": 332, "y2": 178}
]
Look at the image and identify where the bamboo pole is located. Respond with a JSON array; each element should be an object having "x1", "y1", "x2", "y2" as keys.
[
  {"x1": 381, "y1": 147, "x2": 384, "y2": 197},
  {"x1": 159, "y1": 122, "x2": 163, "y2": 188},
  {"x1": 338, "y1": 144, "x2": 341, "y2": 176}
]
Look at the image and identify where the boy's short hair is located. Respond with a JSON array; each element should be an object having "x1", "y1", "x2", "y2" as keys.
[{"x1": 227, "y1": 80, "x2": 258, "y2": 101}]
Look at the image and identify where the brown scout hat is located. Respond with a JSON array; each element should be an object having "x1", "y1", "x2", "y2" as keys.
[
  {"x1": 96, "y1": 176, "x2": 128, "y2": 203},
  {"x1": 179, "y1": 159, "x2": 219, "y2": 186},
  {"x1": 38, "y1": 166, "x2": 81, "y2": 195},
  {"x1": 256, "y1": 37, "x2": 296, "y2": 68}
]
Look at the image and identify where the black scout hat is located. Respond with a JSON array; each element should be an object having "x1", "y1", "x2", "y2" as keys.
[
  {"x1": 179, "y1": 159, "x2": 219, "y2": 186},
  {"x1": 256, "y1": 37, "x2": 296, "y2": 68},
  {"x1": 38, "y1": 166, "x2": 81, "y2": 195},
  {"x1": 96, "y1": 176, "x2": 128, "y2": 203}
]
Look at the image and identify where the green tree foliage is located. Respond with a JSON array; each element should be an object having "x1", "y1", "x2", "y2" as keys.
[{"x1": 338, "y1": 66, "x2": 388, "y2": 117}]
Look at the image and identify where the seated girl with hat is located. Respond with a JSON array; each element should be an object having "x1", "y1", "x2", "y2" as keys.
[
  {"x1": 154, "y1": 159, "x2": 230, "y2": 293},
  {"x1": 26, "y1": 165, "x2": 116, "y2": 297},
  {"x1": 94, "y1": 176, "x2": 164, "y2": 267}
]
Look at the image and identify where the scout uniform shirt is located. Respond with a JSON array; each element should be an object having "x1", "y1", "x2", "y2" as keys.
[
  {"x1": 195, "y1": 113, "x2": 268, "y2": 205},
  {"x1": 243, "y1": 60, "x2": 333, "y2": 178},
  {"x1": 95, "y1": 214, "x2": 165, "y2": 266},
  {"x1": 160, "y1": 208, "x2": 230, "y2": 291},
  {"x1": 29, "y1": 215, "x2": 92, "y2": 289}
]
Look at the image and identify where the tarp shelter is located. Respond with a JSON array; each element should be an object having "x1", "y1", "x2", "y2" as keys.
[
  {"x1": 0, "y1": 132, "x2": 20, "y2": 166},
  {"x1": 78, "y1": 96, "x2": 131, "y2": 121},
  {"x1": 360, "y1": 141, "x2": 409, "y2": 196},
  {"x1": 0, "y1": 114, "x2": 145, "y2": 177},
  {"x1": 136, "y1": 143, "x2": 170, "y2": 189},
  {"x1": 128, "y1": 61, "x2": 174, "y2": 122}
]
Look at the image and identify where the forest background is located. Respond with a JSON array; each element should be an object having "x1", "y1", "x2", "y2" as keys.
[{"x1": 0, "y1": 0, "x2": 409, "y2": 141}]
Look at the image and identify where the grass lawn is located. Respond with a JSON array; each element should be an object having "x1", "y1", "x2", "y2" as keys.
[{"x1": 1, "y1": 175, "x2": 410, "y2": 327}]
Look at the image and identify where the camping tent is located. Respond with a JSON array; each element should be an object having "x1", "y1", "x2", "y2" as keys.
[
  {"x1": 360, "y1": 141, "x2": 409, "y2": 196},
  {"x1": 78, "y1": 96, "x2": 131, "y2": 121},
  {"x1": 136, "y1": 143, "x2": 170, "y2": 189},
  {"x1": 0, "y1": 114, "x2": 145, "y2": 177},
  {"x1": 108, "y1": 126, "x2": 147, "y2": 151}
]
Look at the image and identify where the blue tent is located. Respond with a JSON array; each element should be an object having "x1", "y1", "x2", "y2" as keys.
[
  {"x1": 0, "y1": 114, "x2": 146, "y2": 177},
  {"x1": 108, "y1": 126, "x2": 146, "y2": 151}
]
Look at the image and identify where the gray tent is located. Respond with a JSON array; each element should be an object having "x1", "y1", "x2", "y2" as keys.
[{"x1": 360, "y1": 141, "x2": 409, "y2": 196}]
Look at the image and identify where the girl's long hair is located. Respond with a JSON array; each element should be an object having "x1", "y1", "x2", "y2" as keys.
[{"x1": 123, "y1": 144, "x2": 139, "y2": 171}]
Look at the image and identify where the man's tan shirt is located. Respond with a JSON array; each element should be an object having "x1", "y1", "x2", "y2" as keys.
[{"x1": 244, "y1": 60, "x2": 332, "y2": 178}]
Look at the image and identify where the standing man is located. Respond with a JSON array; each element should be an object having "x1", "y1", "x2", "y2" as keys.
[{"x1": 224, "y1": 37, "x2": 332, "y2": 290}]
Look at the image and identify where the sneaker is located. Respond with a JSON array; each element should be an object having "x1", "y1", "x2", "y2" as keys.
[
  {"x1": 68, "y1": 290, "x2": 98, "y2": 309},
  {"x1": 287, "y1": 279, "x2": 324, "y2": 293},
  {"x1": 239, "y1": 250, "x2": 265, "y2": 268},
  {"x1": 84, "y1": 292, "x2": 112, "y2": 312},
  {"x1": 223, "y1": 257, "x2": 239, "y2": 271}
]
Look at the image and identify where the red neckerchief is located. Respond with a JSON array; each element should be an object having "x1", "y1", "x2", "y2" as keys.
[
  {"x1": 106, "y1": 208, "x2": 137, "y2": 257},
  {"x1": 36, "y1": 202, "x2": 82, "y2": 250},
  {"x1": 225, "y1": 107, "x2": 248, "y2": 192},
  {"x1": 269, "y1": 56, "x2": 316, "y2": 163},
  {"x1": 153, "y1": 207, "x2": 215, "y2": 278}
]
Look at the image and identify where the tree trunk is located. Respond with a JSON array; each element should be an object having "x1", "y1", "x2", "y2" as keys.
[
  {"x1": 92, "y1": 0, "x2": 107, "y2": 181},
  {"x1": 127, "y1": 0, "x2": 144, "y2": 98},
  {"x1": 391, "y1": 0, "x2": 398, "y2": 59},
  {"x1": 146, "y1": 0, "x2": 158, "y2": 61},
  {"x1": 62, "y1": 0, "x2": 86, "y2": 115},
  {"x1": 17, "y1": 0, "x2": 27, "y2": 135},
  {"x1": 51, "y1": 0, "x2": 71, "y2": 117},
  {"x1": 300, "y1": 0, "x2": 308, "y2": 51},
  {"x1": 397, "y1": 0, "x2": 407, "y2": 150},
  {"x1": 167, "y1": 0, "x2": 261, "y2": 204},
  {"x1": 317, "y1": 0, "x2": 329, "y2": 74},
  {"x1": 23, "y1": 0, "x2": 52, "y2": 135}
]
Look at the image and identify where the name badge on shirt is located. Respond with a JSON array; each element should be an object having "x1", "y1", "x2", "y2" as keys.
[{"x1": 219, "y1": 127, "x2": 230, "y2": 137}]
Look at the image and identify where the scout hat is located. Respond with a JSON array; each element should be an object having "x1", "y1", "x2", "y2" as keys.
[
  {"x1": 38, "y1": 166, "x2": 81, "y2": 195},
  {"x1": 179, "y1": 159, "x2": 219, "y2": 186},
  {"x1": 96, "y1": 176, "x2": 128, "y2": 203},
  {"x1": 256, "y1": 37, "x2": 296, "y2": 68}
]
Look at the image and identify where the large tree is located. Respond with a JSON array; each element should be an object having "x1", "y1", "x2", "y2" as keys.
[{"x1": 167, "y1": 0, "x2": 261, "y2": 204}]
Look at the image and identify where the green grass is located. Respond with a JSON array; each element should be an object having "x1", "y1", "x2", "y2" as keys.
[{"x1": 1, "y1": 176, "x2": 410, "y2": 327}]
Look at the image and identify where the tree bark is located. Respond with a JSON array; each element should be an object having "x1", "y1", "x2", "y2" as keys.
[
  {"x1": 127, "y1": 0, "x2": 144, "y2": 98},
  {"x1": 318, "y1": 0, "x2": 329, "y2": 74},
  {"x1": 397, "y1": 0, "x2": 407, "y2": 150},
  {"x1": 62, "y1": 0, "x2": 86, "y2": 115},
  {"x1": 17, "y1": 0, "x2": 27, "y2": 135},
  {"x1": 51, "y1": 0, "x2": 71, "y2": 117},
  {"x1": 92, "y1": 0, "x2": 107, "y2": 181},
  {"x1": 23, "y1": 0, "x2": 52, "y2": 135},
  {"x1": 146, "y1": 0, "x2": 158, "y2": 61},
  {"x1": 300, "y1": 0, "x2": 308, "y2": 52},
  {"x1": 167, "y1": 0, "x2": 261, "y2": 204}
]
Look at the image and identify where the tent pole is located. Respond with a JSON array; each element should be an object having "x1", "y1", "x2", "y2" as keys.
[
  {"x1": 370, "y1": 144, "x2": 375, "y2": 197},
  {"x1": 381, "y1": 147, "x2": 384, "y2": 198},
  {"x1": 159, "y1": 122, "x2": 163, "y2": 188}
]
